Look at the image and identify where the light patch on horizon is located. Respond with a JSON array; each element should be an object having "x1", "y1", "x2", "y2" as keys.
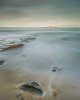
[{"x1": 1, "y1": 19, "x2": 80, "y2": 27}]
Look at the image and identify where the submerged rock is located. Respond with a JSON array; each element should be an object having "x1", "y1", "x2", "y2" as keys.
[
  {"x1": 0, "y1": 43, "x2": 23, "y2": 51},
  {"x1": 51, "y1": 66, "x2": 58, "y2": 72},
  {"x1": 21, "y1": 37, "x2": 36, "y2": 42},
  {"x1": 22, "y1": 54, "x2": 26, "y2": 57},
  {"x1": 0, "y1": 59, "x2": 4, "y2": 65},
  {"x1": 51, "y1": 66, "x2": 63, "y2": 72},
  {"x1": 20, "y1": 81, "x2": 43, "y2": 96}
]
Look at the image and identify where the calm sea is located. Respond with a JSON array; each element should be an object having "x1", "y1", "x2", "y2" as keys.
[{"x1": 0, "y1": 27, "x2": 80, "y2": 100}]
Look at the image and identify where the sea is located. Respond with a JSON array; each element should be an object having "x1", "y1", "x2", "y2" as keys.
[{"x1": 0, "y1": 27, "x2": 80, "y2": 100}]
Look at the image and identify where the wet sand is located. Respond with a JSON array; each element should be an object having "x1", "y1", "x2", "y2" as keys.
[{"x1": 0, "y1": 68, "x2": 80, "y2": 100}]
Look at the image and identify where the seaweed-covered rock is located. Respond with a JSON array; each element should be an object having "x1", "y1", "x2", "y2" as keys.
[
  {"x1": 0, "y1": 43, "x2": 23, "y2": 51},
  {"x1": 0, "y1": 59, "x2": 4, "y2": 65},
  {"x1": 20, "y1": 81, "x2": 43, "y2": 95}
]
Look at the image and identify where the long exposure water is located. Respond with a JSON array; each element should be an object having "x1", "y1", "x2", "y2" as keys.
[{"x1": 0, "y1": 27, "x2": 80, "y2": 100}]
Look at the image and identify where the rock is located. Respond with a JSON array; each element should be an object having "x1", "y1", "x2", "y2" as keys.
[
  {"x1": 20, "y1": 81, "x2": 43, "y2": 96},
  {"x1": 51, "y1": 66, "x2": 63, "y2": 72},
  {"x1": 0, "y1": 43, "x2": 23, "y2": 51},
  {"x1": 51, "y1": 66, "x2": 58, "y2": 72},
  {"x1": 22, "y1": 37, "x2": 36, "y2": 42},
  {"x1": 27, "y1": 37, "x2": 36, "y2": 41},
  {"x1": 0, "y1": 59, "x2": 4, "y2": 65}
]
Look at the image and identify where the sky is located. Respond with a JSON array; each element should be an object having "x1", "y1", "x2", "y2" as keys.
[{"x1": 0, "y1": 0, "x2": 80, "y2": 27}]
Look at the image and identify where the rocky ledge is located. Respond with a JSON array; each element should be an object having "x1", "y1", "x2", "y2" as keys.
[
  {"x1": 0, "y1": 36, "x2": 36, "y2": 52},
  {"x1": 0, "y1": 43, "x2": 24, "y2": 51}
]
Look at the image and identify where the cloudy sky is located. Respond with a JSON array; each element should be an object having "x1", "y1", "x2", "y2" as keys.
[{"x1": 0, "y1": 0, "x2": 80, "y2": 27}]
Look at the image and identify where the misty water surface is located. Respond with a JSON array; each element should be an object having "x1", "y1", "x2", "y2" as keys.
[{"x1": 0, "y1": 27, "x2": 80, "y2": 100}]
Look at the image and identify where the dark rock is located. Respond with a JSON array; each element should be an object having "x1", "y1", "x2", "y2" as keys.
[
  {"x1": 0, "y1": 59, "x2": 4, "y2": 65},
  {"x1": 22, "y1": 37, "x2": 36, "y2": 42},
  {"x1": 51, "y1": 66, "x2": 58, "y2": 72},
  {"x1": 20, "y1": 81, "x2": 43, "y2": 95},
  {"x1": 27, "y1": 37, "x2": 36, "y2": 41},
  {"x1": 51, "y1": 66, "x2": 63, "y2": 72}
]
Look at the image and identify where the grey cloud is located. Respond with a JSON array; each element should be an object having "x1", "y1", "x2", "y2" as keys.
[
  {"x1": 0, "y1": 0, "x2": 80, "y2": 26},
  {"x1": 1, "y1": 0, "x2": 80, "y2": 8},
  {"x1": 0, "y1": 6, "x2": 50, "y2": 18},
  {"x1": 0, "y1": 8, "x2": 27, "y2": 19},
  {"x1": 0, "y1": 0, "x2": 47, "y2": 7}
]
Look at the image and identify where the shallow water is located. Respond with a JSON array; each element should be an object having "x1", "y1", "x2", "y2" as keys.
[{"x1": 0, "y1": 27, "x2": 80, "y2": 100}]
